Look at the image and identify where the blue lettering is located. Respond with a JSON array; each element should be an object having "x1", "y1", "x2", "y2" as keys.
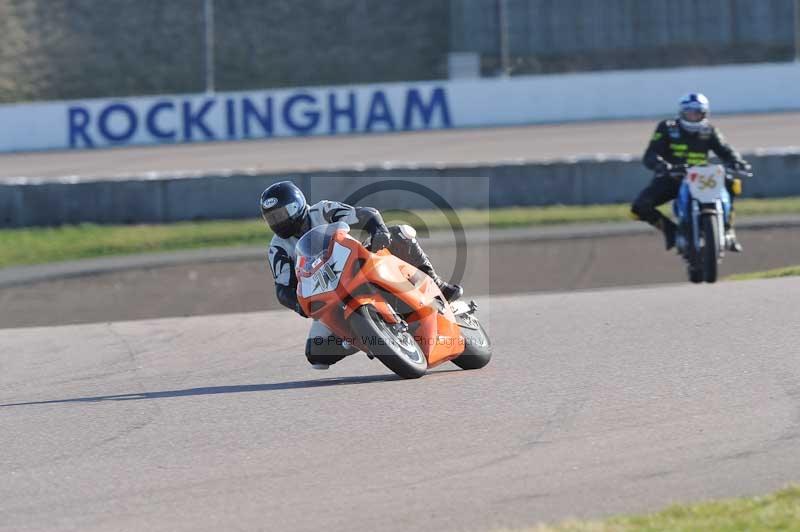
[
  {"x1": 364, "y1": 91, "x2": 395, "y2": 132},
  {"x1": 283, "y1": 93, "x2": 320, "y2": 135},
  {"x1": 328, "y1": 91, "x2": 357, "y2": 134},
  {"x1": 182, "y1": 99, "x2": 216, "y2": 141},
  {"x1": 242, "y1": 97, "x2": 274, "y2": 138},
  {"x1": 225, "y1": 98, "x2": 236, "y2": 139},
  {"x1": 98, "y1": 103, "x2": 138, "y2": 144},
  {"x1": 403, "y1": 87, "x2": 451, "y2": 130},
  {"x1": 68, "y1": 106, "x2": 93, "y2": 148},
  {"x1": 145, "y1": 101, "x2": 176, "y2": 140}
]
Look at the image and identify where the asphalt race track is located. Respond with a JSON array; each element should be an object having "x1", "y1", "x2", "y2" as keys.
[
  {"x1": 1, "y1": 112, "x2": 798, "y2": 180},
  {"x1": 2, "y1": 114, "x2": 800, "y2": 530},
  {"x1": 2, "y1": 279, "x2": 799, "y2": 531}
]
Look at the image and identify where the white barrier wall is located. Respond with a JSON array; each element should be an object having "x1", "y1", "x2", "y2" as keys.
[{"x1": 2, "y1": 62, "x2": 799, "y2": 153}]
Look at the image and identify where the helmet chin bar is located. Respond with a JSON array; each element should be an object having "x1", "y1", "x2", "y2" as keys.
[
  {"x1": 294, "y1": 214, "x2": 311, "y2": 238},
  {"x1": 679, "y1": 117, "x2": 708, "y2": 132}
]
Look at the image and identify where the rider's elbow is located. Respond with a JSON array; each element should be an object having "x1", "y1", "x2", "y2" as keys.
[{"x1": 275, "y1": 284, "x2": 297, "y2": 310}]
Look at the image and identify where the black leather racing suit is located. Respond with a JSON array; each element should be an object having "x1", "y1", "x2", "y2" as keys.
[{"x1": 631, "y1": 119, "x2": 747, "y2": 231}]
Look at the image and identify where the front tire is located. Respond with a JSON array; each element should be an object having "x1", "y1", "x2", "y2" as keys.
[
  {"x1": 451, "y1": 313, "x2": 492, "y2": 370},
  {"x1": 701, "y1": 214, "x2": 720, "y2": 283},
  {"x1": 688, "y1": 266, "x2": 703, "y2": 284},
  {"x1": 348, "y1": 305, "x2": 427, "y2": 379}
]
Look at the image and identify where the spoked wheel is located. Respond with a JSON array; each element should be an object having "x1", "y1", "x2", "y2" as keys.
[
  {"x1": 451, "y1": 312, "x2": 492, "y2": 370},
  {"x1": 348, "y1": 305, "x2": 427, "y2": 379}
]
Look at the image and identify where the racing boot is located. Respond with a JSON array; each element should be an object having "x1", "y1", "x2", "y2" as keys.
[
  {"x1": 388, "y1": 225, "x2": 463, "y2": 302},
  {"x1": 655, "y1": 216, "x2": 678, "y2": 251},
  {"x1": 418, "y1": 262, "x2": 463, "y2": 302},
  {"x1": 725, "y1": 226, "x2": 743, "y2": 253},
  {"x1": 725, "y1": 213, "x2": 742, "y2": 252}
]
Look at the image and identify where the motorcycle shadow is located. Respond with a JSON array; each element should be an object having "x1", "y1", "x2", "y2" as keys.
[{"x1": 1, "y1": 369, "x2": 463, "y2": 408}]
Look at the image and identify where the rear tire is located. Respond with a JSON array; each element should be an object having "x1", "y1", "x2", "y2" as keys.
[
  {"x1": 701, "y1": 214, "x2": 720, "y2": 283},
  {"x1": 348, "y1": 305, "x2": 427, "y2": 379},
  {"x1": 451, "y1": 314, "x2": 492, "y2": 370}
]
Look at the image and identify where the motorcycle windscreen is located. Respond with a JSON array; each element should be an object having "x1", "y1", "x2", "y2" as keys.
[
  {"x1": 298, "y1": 242, "x2": 352, "y2": 299},
  {"x1": 296, "y1": 222, "x2": 350, "y2": 277}
]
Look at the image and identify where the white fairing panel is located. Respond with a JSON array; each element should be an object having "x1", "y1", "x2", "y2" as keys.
[
  {"x1": 686, "y1": 165, "x2": 726, "y2": 203},
  {"x1": 299, "y1": 243, "x2": 352, "y2": 298}
]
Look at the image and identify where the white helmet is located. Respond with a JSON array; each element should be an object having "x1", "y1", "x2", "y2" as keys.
[{"x1": 678, "y1": 93, "x2": 709, "y2": 132}]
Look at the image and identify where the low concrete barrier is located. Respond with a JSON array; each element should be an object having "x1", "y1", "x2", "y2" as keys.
[{"x1": 1, "y1": 149, "x2": 798, "y2": 227}]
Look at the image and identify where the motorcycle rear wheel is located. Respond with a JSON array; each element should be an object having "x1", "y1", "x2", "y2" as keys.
[{"x1": 348, "y1": 305, "x2": 427, "y2": 379}]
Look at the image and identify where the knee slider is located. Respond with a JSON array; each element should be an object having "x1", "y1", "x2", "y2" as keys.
[
  {"x1": 306, "y1": 336, "x2": 350, "y2": 365},
  {"x1": 306, "y1": 337, "x2": 332, "y2": 364}
]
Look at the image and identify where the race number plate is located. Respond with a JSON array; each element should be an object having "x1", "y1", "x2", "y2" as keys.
[
  {"x1": 686, "y1": 165, "x2": 726, "y2": 203},
  {"x1": 299, "y1": 243, "x2": 351, "y2": 298}
]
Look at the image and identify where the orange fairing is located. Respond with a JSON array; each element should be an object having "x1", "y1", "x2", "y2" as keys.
[{"x1": 296, "y1": 225, "x2": 465, "y2": 368}]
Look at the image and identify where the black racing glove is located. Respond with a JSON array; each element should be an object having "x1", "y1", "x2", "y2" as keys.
[
  {"x1": 654, "y1": 160, "x2": 672, "y2": 176},
  {"x1": 370, "y1": 228, "x2": 392, "y2": 252},
  {"x1": 731, "y1": 160, "x2": 752, "y2": 172},
  {"x1": 668, "y1": 163, "x2": 688, "y2": 180}
]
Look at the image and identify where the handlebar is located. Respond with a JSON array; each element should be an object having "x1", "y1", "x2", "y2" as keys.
[
  {"x1": 727, "y1": 167, "x2": 753, "y2": 179},
  {"x1": 662, "y1": 164, "x2": 752, "y2": 180}
]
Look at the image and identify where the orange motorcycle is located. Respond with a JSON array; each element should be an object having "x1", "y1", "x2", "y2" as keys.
[{"x1": 295, "y1": 222, "x2": 491, "y2": 379}]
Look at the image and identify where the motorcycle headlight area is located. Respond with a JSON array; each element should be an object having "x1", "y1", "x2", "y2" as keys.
[
  {"x1": 298, "y1": 243, "x2": 352, "y2": 298},
  {"x1": 296, "y1": 252, "x2": 326, "y2": 278}
]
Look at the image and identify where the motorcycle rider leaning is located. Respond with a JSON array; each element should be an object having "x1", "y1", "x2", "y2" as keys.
[
  {"x1": 261, "y1": 180, "x2": 463, "y2": 370},
  {"x1": 631, "y1": 93, "x2": 751, "y2": 252}
]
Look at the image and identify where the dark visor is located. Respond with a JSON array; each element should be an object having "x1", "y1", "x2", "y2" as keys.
[{"x1": 262, "y1": 206, "x2": 292, "y2": 227}]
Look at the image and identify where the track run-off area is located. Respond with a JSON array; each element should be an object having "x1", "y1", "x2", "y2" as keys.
[{"x1": 1, "y1": 279, "x2": 799, "y2": 531}]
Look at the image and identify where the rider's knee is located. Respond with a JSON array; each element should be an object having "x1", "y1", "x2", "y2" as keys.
[
  {"x1": 387, "y1": 224, "x2": 418, "y2": 258},
  {"x1": 631, "y1": 196, "x2": 653, "y2": 220},
  {"x1": 305, "y1": 336, "x2": 350, "y2": 366},
  {"x1": 389, "y1": 224, "x2": 416, "y2": 243}
]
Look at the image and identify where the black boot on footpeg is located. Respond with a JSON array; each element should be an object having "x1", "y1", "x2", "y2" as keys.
[{"x1": 437, "y1": 281, "x2": 463, "y2": 303}]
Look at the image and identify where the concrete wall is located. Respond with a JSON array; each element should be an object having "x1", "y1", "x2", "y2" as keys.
[
  {"x1": 453, "y1": 0, "x2": 797, "y2": 75},
  {"x1": 2, "y1": 150, "x2": 797, "y2": 227}
]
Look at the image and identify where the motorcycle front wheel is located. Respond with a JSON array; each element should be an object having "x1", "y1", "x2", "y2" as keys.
[
  {"x1": 348, "y1": 305, "x2": 427, "y2": 379},
  {"x1": 701, "y1": 214, "x2": 720, "y2": 283},
  {"x1": 452, "y1": 313, "x2": 492, "y2": 370}
]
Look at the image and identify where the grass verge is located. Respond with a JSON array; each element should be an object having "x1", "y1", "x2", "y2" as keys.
[
  {"x1": 526, "y1": 485, "x2": 800, "y2": 532},
  {"x1": 2, "y1": 196, "x2": 800, "y2": 269},
  {"x1": 727, "y1": 265, "x2": 800, "y2": 281}
]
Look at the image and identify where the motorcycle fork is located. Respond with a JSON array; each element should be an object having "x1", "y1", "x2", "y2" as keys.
[
  {"x1": 716, "y1": 199, "x2": 725, "y2": 254},
  {"x1": 691, "y1": 200, "x2": 701, "y2": 250}
]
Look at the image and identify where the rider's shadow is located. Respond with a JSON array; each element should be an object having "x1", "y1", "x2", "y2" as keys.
[{"x1": 0, "y1": 369, "x2": 462, "y2": 408}]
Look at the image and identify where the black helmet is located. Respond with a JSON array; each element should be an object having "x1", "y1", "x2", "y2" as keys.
[{"x1": 259, "y1": 181, "x2": 308, "y2": 239}]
